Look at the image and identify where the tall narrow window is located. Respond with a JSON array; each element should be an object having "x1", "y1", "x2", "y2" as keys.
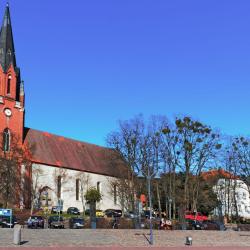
[
  {"x1": 76, "y1": 179, "x2": 79, "y2": 201},
  {"x1": 57, "y1": 176, "x2": 61, "y2": 199},
  {"x1": 97, "y1": 181, "x2": 101, "y2": 193},
  {"x1": 114, "y1": 184, "x2": 117, "y2": 205},
  {"x1": 7, "y1": 76, "x2": 11, "y2": 95},
  {"x1": 3, "y1": 128, "x2": 10, "y2": 152}
]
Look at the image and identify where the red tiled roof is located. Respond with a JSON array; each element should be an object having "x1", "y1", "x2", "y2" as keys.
[
  {"x1": 23, "y1": 128, "x2": 126, "y2": 177},
  {"x1": 202, "y1": 169, "x2": 237, "y2": 180}
]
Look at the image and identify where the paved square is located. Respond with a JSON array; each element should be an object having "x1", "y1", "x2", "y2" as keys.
[{"x1": 1, "y1": 229, "x2": 250, "y2": 248}]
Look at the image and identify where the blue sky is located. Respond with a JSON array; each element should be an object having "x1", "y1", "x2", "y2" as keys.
[{"x1": 5, "y1": 0, "x2": 250, "y2": 146}]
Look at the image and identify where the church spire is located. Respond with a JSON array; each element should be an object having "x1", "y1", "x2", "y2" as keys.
[{"x1": 0, "y1": 3, "x2": 16, "y2": 72}]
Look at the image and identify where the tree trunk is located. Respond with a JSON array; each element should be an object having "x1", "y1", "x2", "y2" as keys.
[
  {"x1": 184, "y1": 171, "x2": 189, "y2": 209},
  {"x1": 30, "y1": 201, "x2": 34, "y2": 216},
  {"x1": 172, "y1": 169, "x2": 176, "y2": 220},
  {"x1": 90, "y1": 201, "x2": 97, "y2": 229},
  {"x1": 184, "y1": 153, "x2": 190, "y2": 210},
  {"x1": 173, "y1": 199, "x2": 176, "y2": 220}
]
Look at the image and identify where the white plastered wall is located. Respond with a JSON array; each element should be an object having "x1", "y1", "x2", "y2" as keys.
[
  {"x1": 32, "y1": 163, "x2": 121, "y2": 212},
  {"x1": 214, "y1": 178, "x2": 250, "y2": 219}
]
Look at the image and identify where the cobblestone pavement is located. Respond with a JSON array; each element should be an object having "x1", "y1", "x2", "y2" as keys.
[
  {"x1": 0, "y1": 248, "x2": 250, "y2": 250},
  {"x1": 1, "y1": 229, "x2": 250, "y2": 248}
]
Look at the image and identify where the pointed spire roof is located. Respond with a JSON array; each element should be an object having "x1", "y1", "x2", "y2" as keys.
[{"x1": 0, "y1": 4, "x2": 16, "y2": 72}]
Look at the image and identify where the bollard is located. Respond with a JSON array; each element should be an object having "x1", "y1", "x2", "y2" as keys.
[
  {"x1": 91, "y1": 221, "x2": 96, "y2": 229},
  {"x1": 186, "y1": 236, "x2": 192, "y2": 246},
  {"x1": 13, "y1": 224, "x2": 21, "y2": 245}
]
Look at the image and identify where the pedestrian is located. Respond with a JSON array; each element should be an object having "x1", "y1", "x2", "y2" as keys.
[
  {"x1": 20, "y1": 201, "x2": 24, "y2": 212},
  {"x1": 160, "y1": 217, "x2": 166, "y2": 230}
]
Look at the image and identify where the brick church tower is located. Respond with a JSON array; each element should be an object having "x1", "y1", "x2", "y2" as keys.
[{"x1": 0, "y1": 4, "x2": 25, "y2": 148}]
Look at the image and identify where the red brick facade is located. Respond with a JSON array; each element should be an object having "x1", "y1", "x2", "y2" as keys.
[{"x1": 0, "y1": 64, "x2": 24, "y2": 145}]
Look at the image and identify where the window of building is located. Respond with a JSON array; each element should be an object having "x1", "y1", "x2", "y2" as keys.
[
  {"x1": 76, "y1": 179, "x2": 80, "y2": 201},
  {"x1": 7, "y1": 76, "x2": 11, "y2": 95},
  {"x1": 238, "y1": 205, "x2": 242, "y2": 213},
  {"x1": 3, "y1": 128, "x2": 10, "y2": 152},
  {"x1": 248, "y1": 207, "x2": 250, "y2": 213},
  {"x1": 57, "y1": 176, "x2": 61, "y2": 199},
  {"x1": 245, "y1": 206, "x2": 248, "y2": 212},
  {"x1": 97, "y1": 181, "x2": 101, "y2": 193},
  {"x1": 114, "y1": 184, "x2": 117, "y2": 205},
  {"x1": 243, "y1": 192, "x2": 247, "y2": 200}
]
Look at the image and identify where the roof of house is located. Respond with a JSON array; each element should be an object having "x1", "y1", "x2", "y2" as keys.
[
  {"x1": 202, "y1": 169, "x2": 236, "y2": 180},
  {"x1": 23, "y1": 128, "x2": 126, "y2": 177}
]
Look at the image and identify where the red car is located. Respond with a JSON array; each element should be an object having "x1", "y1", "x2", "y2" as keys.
[{"x1": 185, "y1": 211, "x2": 208, "y2": 221}]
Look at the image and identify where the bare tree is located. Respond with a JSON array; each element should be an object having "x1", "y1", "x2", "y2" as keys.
[
  {"x1": 161, "y1": 121, "x2": 181, "y2": 220},
  {"x1": 221, "y1": 137, "x2": 249, "y2": 221},
  {"x1": 75, "y1": 172, "x2": 91, "y2": 216},
  {"x1": 107, "y1": 175, "x2": 131, "y2": 214},
  {"x1": 52, "y1": 168, "x2": 71, "y2": 212},
  {"x1": 106, "y1": 115, "x2": 144, "y2": 212},
  {"x1": 0, "y1": 132, "x2": 32, "y2": 208},
  {"x1": 232, "y1": 137, "x2": 250, "y2": 192},
  {"x1": 172, "y1": 116, "x2": 221, "y2": 211},
  {"x1": 30, "y1": 165, "x2": 44, "y2": 215},
  {"x1": 147, "y1": 116, "x2": 168, "y2": 219}
]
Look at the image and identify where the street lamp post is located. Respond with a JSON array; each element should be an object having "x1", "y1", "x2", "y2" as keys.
[
  {"x1": 147, "y1": 174, "x2": 153, "y2": 245},
  {"x1": 139, "y1": 169, "x2": 155, "y2": 245},
  {"x1": 145, "y1": 167, "x2": 160, "y2": 245}
]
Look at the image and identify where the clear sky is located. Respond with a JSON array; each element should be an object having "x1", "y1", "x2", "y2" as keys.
[{"x1": 5, "y1": 0, "x2": 250, "y2": 146}]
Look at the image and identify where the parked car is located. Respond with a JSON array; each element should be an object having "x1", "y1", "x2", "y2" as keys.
[
  {"x1": 96, "y1": 210, "x2": 104, "y2": 217},
  {"x1": 104, "y1": 209, "x2": 122, "y2": 218},
  {"x1": 84, "y1": 209, "x2": 104, "y2": 217},
  {"x1": 203, "y1": 220, "x2": 226, "y2": 231},
  {"x1": 69, "y1": 217, "x2": 84, "y2": 229},
  {"x1": 124, "y1": 211, "x2": 137, "y2": 219},
  {"x1": 0, "y1": 215, "x2": 18, "y2": 228},
  {"x1": 186, "y1": 220, "x2": 204, "y2": 230},
  {"x1": 185, "y1": 211, "x2": 208, "y2": 221},
  {"x1": 142, "y1": 210, "x2": 156, "y2": 219},
  {"x1": 48, "y1": 215, "x2": 64, "y2": 229},
  {"x1": 27, "y1": 216, "x2": 44, "y2": 229},
  {"x1": 67, "y1": 207, "x2": 80, "y2": 215},
  {"x1": 51, "y1": 206, "x2": 63, "y2": 214}
]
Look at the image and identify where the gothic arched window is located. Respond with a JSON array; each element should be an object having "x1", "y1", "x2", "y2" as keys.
[
  {"x1": 3, "y1": 128, "x2": 10, "y2": 152},
  {"x1": 76, "y1": 179, "x2": 80, "y2": 201},
  {"x1": 7, "y1": 75, "x2": 11, "y2": 95},
  {"x1": 57, "y1": 176, "x2": 61, "y2": 199},
  {"x1": 97, "y1": 181, "x2": 101, "y2": 193},
  {"x1": 114, "y1": 184, "x2": 117, "y2": 205}
]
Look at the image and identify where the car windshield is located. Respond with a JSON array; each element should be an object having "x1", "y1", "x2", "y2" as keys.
[
  {"x1": 2, "y1": 216, "x2": 16, "y2": 221},
  {"x1": 50, "y1": 216, "x2": 63, "y2": 221},
  {"x1": 2, "y1": 216, "x2": 11, "y2": 221},
  {"x1": 31, "y1": 216, "x2": 42, "y2": 220},
  {"x1": 73, "y1": 219, "x2": 83, "y2": 223}
]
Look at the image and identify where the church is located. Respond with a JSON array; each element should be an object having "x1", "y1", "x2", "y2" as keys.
[{"x1": 0, "y1": 5, "x2": 125, "y2": 212}]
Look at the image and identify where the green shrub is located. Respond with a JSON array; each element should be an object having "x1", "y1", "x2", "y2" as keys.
[{"x1": 84, "y1": 187, "x2": 102, "y2": 203}]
